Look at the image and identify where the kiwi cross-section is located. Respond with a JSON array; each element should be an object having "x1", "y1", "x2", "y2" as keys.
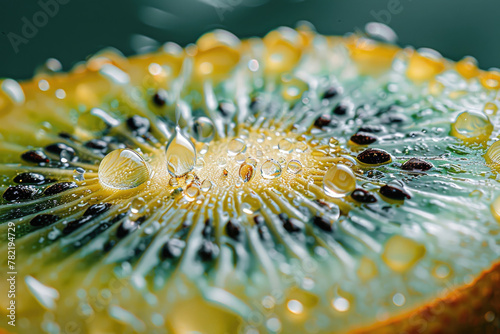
[{"x1": 0, "y1": 26, "x2": 500, "y2": 334}]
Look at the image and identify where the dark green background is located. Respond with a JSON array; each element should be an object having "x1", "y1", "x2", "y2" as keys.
[{"x1": 0, "y1": 0, "x2": 499, "y2": 80}]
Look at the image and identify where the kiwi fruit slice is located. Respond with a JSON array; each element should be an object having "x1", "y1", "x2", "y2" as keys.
[{"x1": 1, "y1": 25, "x2": 500, "y2": 333}]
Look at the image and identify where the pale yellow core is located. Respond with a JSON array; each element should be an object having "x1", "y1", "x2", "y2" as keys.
[{"x1": 381, "y1": 235, "x2": 426, "y2": 272}]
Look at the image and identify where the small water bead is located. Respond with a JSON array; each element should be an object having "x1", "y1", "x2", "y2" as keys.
[
  {"x1": 185, "y1": 184, "x2": 200, "y2": 202},
  {"x1": 241, "y1": 193, "x2": 261, "y2": 214},
  {"x1": 198, "y1": 144, "x2": 209, "y2": 156},
  {"x1": 323, "y1": 164, "x2": 356, "y2": 198},
  {"x1": 165, "y1": 126, "x2": 197, "y2": 177},
  {"x1": 287, "y1": 160, "x2": 303, "y2": 174},
  {"x1": 217, "y1": 157, "x2": 227, "y2": 167},
  {"x1": 261, "y1": 159, "x2": 282, "y2": 179},
  {"x1": 192, "y1": 117, "x2": 215, "y2": 142},
  {"x1": 483, "y1": 102, "x2": 498, "y2": 115},
  {"x1": 295, "y1": 141, "x2": 308, "y2": 153},
  {"x1": 278, "y1": 138, "x2": 293, "y2": 153},
  {"x1": 73, "y1": 167, "x2": 85, "y2": 181},
  {"x1": 227, "y1": 138, "x2": 246, "y2": 156},
  {"x1": 287, "y1": 299, "x2": 304, "y2": 315},
  {"x1": 451, "y1": 111, "x2": 493, "y2": 143},
  {"x1": 194, "y1": 157, "x2": 205, "y2": 170},
  {"x1": 332, "y1": 297, "x2": 350, "y2": 312},
  {"x1": 257, "y1": 133, "x2": 265, "y2": 143},
  {"x1": 235, "y1": 153, "x2": 246, "y2": 164},
  {"x1": 432, "y1": 263, "x2": 452, "y2": 279},
  {"x1": 392, "y1": 293, "x2": 406, "y2": 306},
  {"x1": 77, "y1": 108, "x2": 120, "y2": 135},
  {"x1": 485, "y1": 141, "x2": 500, "y2": 170},
  {"x1": 381, "y1": 235, "x2": 426, "y2": 272},
  {"x1": 201, "y1": 179, "x2": 212, "y2": 192},
  {"x1": 98, "y1": 149, "x2": 150, "y2": 190},
  {"x1": 129, "y1": 197, "x2": 146, "y2": 220},
  {"x1": 185, "y1": 173, "x2": 196, "y2": 185},
  {"x1": 169, "y1": 178, "x2": 178, "y2": 187}
]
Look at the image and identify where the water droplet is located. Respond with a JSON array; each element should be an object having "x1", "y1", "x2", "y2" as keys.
[
  {"x1": 239, "y1": 162, "x2": 255, "y2": 183},
  {"x1": 451, "y1": 111, "x2": 493, "y2": 143},
  {"x1": 278, "y1": 138, "x2": 293, "y2": 153},
  {"x1": 185, "y1": 173, "x2": 195, "y2": 184},
  {"x1": 287, "y1": 299, "x2": 304, "y2": 315},
  {"x1": 242, "y1": 193, "x2": 260, "y2": 214},
  {"x1": 217, "y1": 157, "x2": 227, "y2": 167},
  {"x1": 199, "y1": 144, "x2": 209, "y2": 155},
  {"x1": 235, "y1": 153, "x2": 246, "y2": 164},
  {"x1": 194, "y1": 157, "x2": 205, "y2": 170},
  {"x1": 323, "y1": 164, "x2": 356, "y2": 198},
  {"x1": 432, "y1": 263, "x2": 452, "y2": 279},
  {"x1": 201, "y1": 179, "x2": 212, "y2": 192},
  {"x1": 192, "y1": 117, "x2": 215, "y2": 142},
  {"x1": 129, "y1": 197, "x2": 146, "y2": 220},
  {"x1": 165, "y1": 126, "x2": 197, "y2": 177},
  {"x1": 73, "y1": 167, "x2": 85, "y2": 181},
  {"x1": 169, "y1": 178, "x2": 178, "y2": 187},
  {"x1": 382, "y1": 235, "x2": 426, "y2": 272},
  {"x1": 483, "y1": 102, "x2": 498, "y2": 115},
  {"x1": 185, "y1": 184, "x2": 200, "y2": 202},
  {"x1": 261, "y1": 159, "x2": 282, "y2": 179},
  {"x1": 257, "y1": 134, "x2": 265, "y2": 143},
  {"x1": 287, "y1": 160, "x2": 303, "y2": 174},
  {"x1": 392, "y1": 293, "x2": 405, "y2": 306},
  {"x1": 295, "y1": 141, "x2": 308, "y2": 153},
  {"x1": 227, "y1": 138, "x2": 246, "y2": 156},
  {"x1": 332, "y1": 298, "x2": 350, "y2": 312},
  {"x1": 98, "y1": 149, "x2": 150, "y2": 190},
  {"x1": 77, "y1": 108, "x2": 120, "y2": 135}
]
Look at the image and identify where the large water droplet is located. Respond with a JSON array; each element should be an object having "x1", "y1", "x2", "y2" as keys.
[
  {"x1": 323, "y1": 164, "x2": 356, "y2": 198},
  {"x1": 381, "y1": 235, "x2": 426, "y2": 272},
  {"x1": 98, "y1": 149, "x2": 150, "y2": 189},
  {"x1": 278, "y1": 138, "x2": 293, "y2": 153},
  {"x1": 261, "y1": 159, "x2": 282, "y2": 179},
  {"x1": 451, "y1": 111, "x2": 493, "y2": 143},
  {"x1": 227, "y1": 138, "x2": 246, "y2": 156},
  {"x1": 192, "y1": 117, "x2": 215, "y2": 142},
  {"x1": 165, "y1": 126, "x2": 197, "y2": 177},
  {"x1": 287, "y1": 160, "x2": 303, "y2": 174}
]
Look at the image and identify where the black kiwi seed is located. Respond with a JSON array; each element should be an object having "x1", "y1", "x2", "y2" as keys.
[
  {"x1": 351, "y1": 188, "x2": 377, "y2": 203},
  {"x1": 202, "y1": 218, "x2": 213, "y2": 238},
  {"x1": 152, "y1": 89, "x2": 168, "y2": 107},
  {"x1": 13, "y1": 172, "x2": 47, "y2": 185},
  {"x1": 380, "y1": 181, "x2": 411, "y2": 200},
  {"x1": 333, "y1": 104, "x2": 348, "y2": 115},
  {"x1": 312, "y1": 216, "x2": 333, "y2": 232},
  {"x1": 322, "y1": 87, "x2": 338, "y2": 99},
  {"x1": 283, "y1": 217, "x2": 303, "y2": 233},
  {"x1": 84, "y1": 139, "x2": 108, "y2": 151},
  {"x1": 161, "y1": 239, "x2": 186, "y2": 259},
  {"x1": 253, "y1": 215, "x2": 265, "y2": 226},
  {"x1": 3, "y1": 185, "x2": 39, "y2": 202},
  {"x1": 63, "y1": 216, "x2": 93, "y2": 235},
  {"x1": 84, "y1": 203, "x2": 111, "y2": 216},
  {"x1": 314, "y1": 114, "x2": 332, "y2": 127},
  {"x1": 30, "y1": 214, "x2": 59, "y2": 228},
  {"x1": 225, "y1": 220, "x2": 241, "y2": 240},
  {"x1": 44, "y1": 182, "x2": 78, "y2": 196},
  {"x1": 126, "y1": 116, "x2": 150, "y2": 135},
  {"x1": 58, "y1": 132, "x2": 74, "y2": 140},
  {"x1": 350, "y1": 132, "x2": 378, "y2": 145},
  {"x1": 358, "y1": 125, "x2": 384, "y2": 133},
  {"x1": 357, "y1": 148, "x2": 391, "y2": 165},
  {"x1": 218, "y1": 101, "x2": 236, "y2": 117},
  {"x1": 401, "y1": 158, "x2": 433, "y2": 172},
  {"x1": 21, "y1": 150, "x2": 50, "y2": 164},
  {"x1": 198, "y1": 240, "x2": 219, "y2": 262},
  {"x1": 45, "y1": 143, "x2": 76, "y2": 160}
]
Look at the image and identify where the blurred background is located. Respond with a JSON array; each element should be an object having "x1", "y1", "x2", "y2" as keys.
[{"x1": 0, "y1": 0, "x2": 499, "y2": 80}]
